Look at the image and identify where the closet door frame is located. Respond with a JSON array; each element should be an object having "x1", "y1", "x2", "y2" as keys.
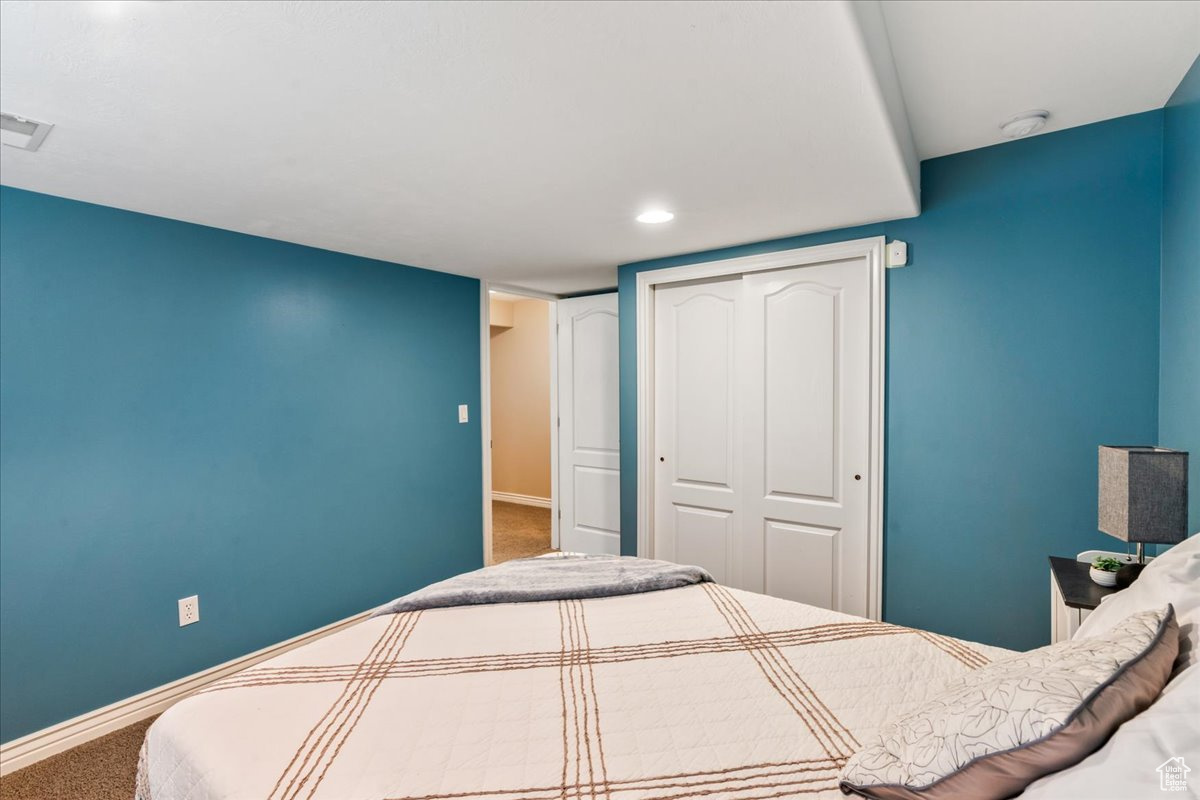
[{"x1": 634, "y1": 236, "x2": 887, "y2": 620}]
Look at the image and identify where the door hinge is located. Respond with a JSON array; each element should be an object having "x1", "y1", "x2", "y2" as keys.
[{"x1": 557, "y1": 416, "x2": 561, "y2": 427}]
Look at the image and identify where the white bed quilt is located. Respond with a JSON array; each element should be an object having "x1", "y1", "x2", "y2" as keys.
[{"x1": 136, "y1": 584, "x2": 1008, "y2": 800}]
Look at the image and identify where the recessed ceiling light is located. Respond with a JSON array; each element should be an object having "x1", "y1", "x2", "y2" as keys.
[
  {"x1": 636, "y1": 209, "x2": 674, "y2": 224},
  {"x1": 1000, "y1": 110, "x2": 1049, "y2": 139},
  {"x1": 0, "y1": 112, "x2": 53, "y2": 151}
]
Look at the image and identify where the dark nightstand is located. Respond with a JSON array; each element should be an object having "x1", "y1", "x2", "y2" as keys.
[
  {"x1": 1049, "y1": 556, "x2": 1121, "y2": 610},
  {"x1": 1048, "y1": 556, "x2": 1125, "y2": 643}
]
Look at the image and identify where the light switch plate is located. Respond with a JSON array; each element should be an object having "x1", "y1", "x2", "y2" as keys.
[
  {"x1": 178, "y1": 595, "x2": 199, "y2": 627},
  {"x1": 458, "y1": 404, "x2": 469, "y2": 423}
]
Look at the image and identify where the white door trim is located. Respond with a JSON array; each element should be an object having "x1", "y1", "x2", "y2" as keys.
[
  {"x1": 635, "y1": 236, "x2": 887, "y2": 619},
  {"x1": 481, "y1": 283, "x2": 559, "y2": 565}
]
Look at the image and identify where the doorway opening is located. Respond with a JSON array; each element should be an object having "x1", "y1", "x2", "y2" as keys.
[{"x1": 486, "y1": 290, "x2": 557, "y2": 563}]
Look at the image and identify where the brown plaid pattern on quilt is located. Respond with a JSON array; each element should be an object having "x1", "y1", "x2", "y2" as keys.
[{"x1": 137, "y1": 584, "x2": 1005, "y2": 800}]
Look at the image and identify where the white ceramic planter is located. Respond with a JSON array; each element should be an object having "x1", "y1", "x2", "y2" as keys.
[{"x1": 1090, "y1": 566, "x2": 1119, "y2": 587}]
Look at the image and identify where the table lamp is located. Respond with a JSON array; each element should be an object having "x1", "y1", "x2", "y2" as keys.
[{"x1": 1098, "y1": 446, "x2": 1188, "y2": 579}]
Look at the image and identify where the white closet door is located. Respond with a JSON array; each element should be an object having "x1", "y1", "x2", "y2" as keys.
[
  {"x1": 741, "y1": 258, "x2": 872, "y2": 616},
  {"x1": 558, "y1": 294, "x2": 620, "y2": 555},
  {"x1": 649, "y1": 255, "x2": 874, "y2": 617},
  {"x1": 652, "y1": 278, "x2": 743, "y2": 585}
]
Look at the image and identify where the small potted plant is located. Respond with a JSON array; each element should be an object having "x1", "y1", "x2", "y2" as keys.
[{"x1": 1090, "y1": 556, "x2": 1123, "y2": 587}]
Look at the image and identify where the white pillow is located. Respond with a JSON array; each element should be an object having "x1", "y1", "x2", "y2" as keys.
[{"x1": 1074, "y1": 533, "x2": 1200, "y2": 677}]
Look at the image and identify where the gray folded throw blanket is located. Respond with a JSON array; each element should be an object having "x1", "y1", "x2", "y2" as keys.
[{"x1": 373, "y1": 554, "x2": 713, "y2": 615}]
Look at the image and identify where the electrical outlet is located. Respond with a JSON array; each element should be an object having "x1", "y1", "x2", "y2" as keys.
[{"x1": 178, "y1": 595, "x2": 199, "y2": 627}]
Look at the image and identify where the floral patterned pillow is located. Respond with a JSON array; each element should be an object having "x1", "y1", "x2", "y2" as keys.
[{"x1": 840, "y1": 606, "x2": 1178, "y2": 800}]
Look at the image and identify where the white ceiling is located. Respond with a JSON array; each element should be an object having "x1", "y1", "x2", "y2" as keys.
[
  {"x1": 0, "y1": 2, "x2": 1196, "y2": 292},
  {"x1": 882, "y1": 1, "x2": 1200, "y2": 159},
  {"x1": 0, "y1": 0, "x2": 917, "y2": 293}
]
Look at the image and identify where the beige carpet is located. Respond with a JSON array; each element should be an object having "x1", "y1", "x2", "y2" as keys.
[
  {"x1": 492, "y1": 500, "x2": 556, "y2": 562},
  {"x1": 0, "y1": 715, "x2": 156, "y2": 800}
]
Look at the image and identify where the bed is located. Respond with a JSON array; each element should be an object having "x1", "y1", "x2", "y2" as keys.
[
  {"x1": 135, "y1": 572, "x2": 1006, "y2": 799},
  {"x1": 136, "y1": 542, "x2": 1198, "y2": 800}
]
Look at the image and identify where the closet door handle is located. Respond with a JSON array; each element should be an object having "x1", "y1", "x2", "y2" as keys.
[{"x1": 854, "y1": 474, "x2": 861, "y2": 481}]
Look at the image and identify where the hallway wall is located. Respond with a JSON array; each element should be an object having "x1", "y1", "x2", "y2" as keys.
[{"x1": 490, "y1": 298, "x2": 552, "y2": 500}]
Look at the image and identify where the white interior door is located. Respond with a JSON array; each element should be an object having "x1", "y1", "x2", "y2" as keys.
[
  {"x1": 651, "y1": 256, "x2": 873, "y2": 616},
  {"x1": 558, "y1": 294, "x2": 620, "y2": 555},
  {"x1": 653, "y1": 278, "x2": 743, "y2": 585},
  {"x1": 741, "y1": 259, "x2": 871, "y2": 616}
]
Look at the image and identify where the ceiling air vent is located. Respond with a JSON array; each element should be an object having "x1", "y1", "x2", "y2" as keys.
[{"x1": 1, "y1": 112, "x2": 54, "y2": 151}]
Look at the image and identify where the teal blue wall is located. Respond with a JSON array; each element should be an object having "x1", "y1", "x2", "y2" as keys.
[
  {"x1": 1160, "y1": 56, "x2": 1200, "y2": 534},
  {"x1": 619, "y1": 111, "x2": 1165, "y2": 652},
  {"x1": 0, "y1": 187, "x2": 484, "y2": 743},
  {"x1": 0, "y1": 96, "x2": 1188, "y2": 743}
]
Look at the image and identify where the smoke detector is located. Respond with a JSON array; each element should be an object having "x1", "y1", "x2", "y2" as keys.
[
  {"x1": 1, "y1": 113, "x2": 54, "y2": 151},
  {"x1": 1000, "y1": 111, "x2": 1049, "y2": 140}
]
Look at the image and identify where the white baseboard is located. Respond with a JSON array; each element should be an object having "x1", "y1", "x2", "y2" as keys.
[
  {"x1": 0, "y1": 608, "x2": 371, "y2": 776},
  {"x1": 492, "y1": 491, "x2": 552, "y2": 509}
]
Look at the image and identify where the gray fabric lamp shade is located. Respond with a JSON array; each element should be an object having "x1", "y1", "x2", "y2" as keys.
[{"x1": 1098, "y1": 446, "x2": 1189, "y2": 544}]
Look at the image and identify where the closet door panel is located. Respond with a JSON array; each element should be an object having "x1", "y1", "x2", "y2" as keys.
[
  {"x1": 763, "y1": 520, "x2": 840, "y2": 609},
  {"x1": 672, "y1": 294, "x2": 735, "y2": 489},
  {"x1": 742, "y1": 257, "x2": 871, "y2": 615},
  {"x1": 763, "y1": 284, "x2": 838, "y2": 501},
  {"x1": 653, "y1": 279, "x2": 742, "y2": 583},
  {"x1": 673, "y1": 505, "x2": 733, "y2": 585}
]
